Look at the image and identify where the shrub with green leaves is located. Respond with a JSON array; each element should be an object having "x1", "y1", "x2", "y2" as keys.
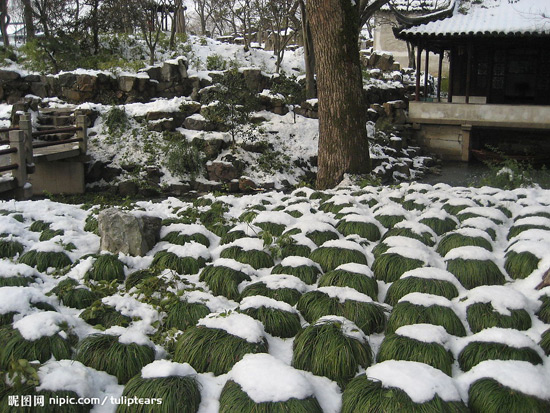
[
  {"x1": 342, "y1": 372, "x2": 468, "y2": 413},
  {"x1": 297, "y1": 288, "x2": 387, "y2": 335},
  {"x1": 117, "y1": 365, "x2": 201, "y2": 413},
  {"x1": 165, "y1": 139, "x2": 204, "y2": 180},
  {"x1": 292, "y1": 317, "x2": 373, "y2": 386},
  {"x1": 85, "y1": 254, "x2": 125, "y2": 282},
  {"x1": 79, "y1": 301, "x2": 131, "y2": 328},
  {"x1": 458, "y1": 340, "x2": 542, "y2": 372},
  {"x1": 0, "y1": 239, "x2": 24, "y2": 258},
  {"x1": 19, "y1": 250, "x2": 72, "y2": 272},
  {"x1": 125, "y1": 269, "x2": 157, "y2": 291},
  {"x1": 384, "y1": 275, "x2": 460, "y2": 306},
  {"x1": 468, "y1": 377, "x2": 550, "y2": 413},
  {"x1": 466, "y1": 302, "x2": 532, "y2": 333},
  {"x1": 504, "y1": 250, "x2": 540, "y2": 279},
  {"x1": 317, "y1": 266, "x2": 378, "y2": 300},
  {"x1": 75, "y1": 334, "x2": 155, "y2": 384},
  {"x1": 199, "y1": 263, "x2": 251, "y2": 301},
  {"x1": 309, "y1": 242, "x2": 367, "y2": 272}
]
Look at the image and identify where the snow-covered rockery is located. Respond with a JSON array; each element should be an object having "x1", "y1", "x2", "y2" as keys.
[{"x1": 1, "y1": 182, "x2": 550, "y2": 412}]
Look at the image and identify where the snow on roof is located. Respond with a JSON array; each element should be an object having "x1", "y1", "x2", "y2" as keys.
[
  {"x1": 400, "y1": 0, "x2": 550, "y2": 38},
  {"x1": 382, "y1": 0, "x2": 452, "y2": 12}
]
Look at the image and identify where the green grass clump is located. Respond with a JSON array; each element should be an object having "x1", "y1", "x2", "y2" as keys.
[
  {"x1": 125, "y1": 269, "x2": 157, "y2": 290},
  {"x1": 305, "y1": 229, "x2": 340, "y2": 246},
  {"x1": 536, "y1": 296, "x2": 550, "y2": 324},
  {"x1": 504, "y1": 250, "x2": 540, "y2": 279},
  {"x1": 292, "y1": 319, "x2": 373, "y2": 386},
  {"x1": 317, "y1": 269, "x2": 378, "y2": 300},
  {"x1": 174, "y1": 327, "x2": 268, "y2": 375},
  {"x1": 0, "y1": 239, "x2": 24, "y2": 258},
  {"x1": 84, "y1": 215, "x2": 99, "y2": 234},
  {"x1": 255, "y1": 222, "x2": 286, "y2": 236},
  {"x1": 164, "y1": 300, "x2": 211, "y2": 331},
  {"x1": 319, "y1": 201, "x2": 353, "y2": 214},
  {"x1": 375, "y1": 214, "x2": 406, "y2": 229},
  {"x1": 280, "y1": 243, "x2": 311, "y2": 259},
  {"x1": 446, "y1": 258, "x2": 505, "y2": 290},
  {"x1": 19, "y1": 250, "x2": 72, "y2": 272},
  {"x1": 386, "y1": 301, "x2": 466, "y2": 336},
  {"x1": 297, "y1": 290, "x2": 386, "y2": 335},
  {"x1": 162, "y1": 232, "x2": 210, "y2": 247},
  {"x1": 200, "y1": 264, "x2": 251, "y2": 301},
  {"x1": 436, "y1": 233, "x2": 493, "y2": 257},
  {"x1": 336, "y1": 220, "x2": 381, "y2": 242},
  {"x1": 381, "y1": 227, "x2": 436, "y2": 247},
  {"x1": 468, "y1": 378, "x2": 550, "y2": 413},
  {"x1": 80, "y1": 302, "x2": 131, "y2": 328},
  {"x1": 75, "y1": 334, "x2": 155, "y2": 384},
  {"x1": 240, "y1": 282, "x2": 302, "y2": 306},
  {"x1": 372, "y1": 253, "x2": 425, "y2": 283},
  {"x1": 117, "y1": 374, "x2": 201, "y2": 413},
  {"x1": 271, "y1": 262, "x2": 321, "y2": 285},
  {"x1": 540, "y1": 328, "x2": 550, "y2": 355},
  {"x1": 0, "y1": 275, "x2": 33, "y2": 287},
  {"x1": 309, "y1": 246, "x2": 367, "y2": 272},
  {"x1": 220, "y1": 230, "x2": 248, "y2": 245},
  {"x1": 55, "y1": 280, "x2": 100, "y2": 309},
  {"x1": 0, "y1": 329, "x2": 72, "y2": 369},
  {"x1": 419, "y1": 217, "x2": 457, "y2": 236},
  {"x1": 39, "y1": 229, "x2": 64, "y2": 241},
  {"x1": 466, "y1": 302, "x2": 532, "y2": 333},
  {"x1": 219, "y1": 380, "x2": 322, "y2": 413},
  {"x1": 241, "y1": 305, "x2": 301, "y2": 338},
  {"x1": 507, "y1": 224, "x2": 550, "y2": 240},
  {"x1": 29, "y1": 220, "x2": 50, "y2": 232},
  {"x1": 384, "y1": 276, "x2": 459, "y2": 306},
  {"x1": 377, "y1": 333, "x2": 454, "y2": 375},
  {"x1": 342, "y1": 374, "x2": 469, "y2": 413},
  {"x1": 152, "y1": 251, "x2": 207, "y2": 274},
  {"x1": 220, "y1": 247, "x2": 274, "y2": 270},
  {"x1": 458, "y1": 341, "x2": 542, "y2": 372},
  {"x1": 0, "y1": 312, "x2": 16, "y2": 325},
  {"x1": 85, "y1": 254, "x2": 125, "y2": 282}
]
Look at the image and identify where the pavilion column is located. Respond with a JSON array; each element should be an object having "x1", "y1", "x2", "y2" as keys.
[
  {"x1": 449, "y1": 47, "x2": 454, "y2": 103},
  {"x1": 466, "y1": 42, "x2": 473, "y2": 103},
  {"x1": 415, "y1": 44, "x2": 422, "y2": 101},
  {"x1": 424, "y1": 48, "x2": 430, "y2": 99},
  {"x1": 437, "y1": 49, "x2": 444, "y2": 102}
]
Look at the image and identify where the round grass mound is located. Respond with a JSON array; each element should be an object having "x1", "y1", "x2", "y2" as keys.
[
  {"x1": 381, "y1": 225, "x2": 436, "y2": 247},
  {"x1": 75, "y1": 334, "x2": 155, "y2": 384},
  {"x1": 309, "y1": 240, "x2": 367, "y2": 272},
  {"x1": 317, "y1": 265, "x2": 378, "y2": 300},
  {"x1": 199, "y1": 262, "x2": 251, "y2": 301},
  {"x1": 220, "y1": 246, "x2": 274, "y2": 270},
  {"x1": 220, "y1": 230, "x2": 248, "y2": 245},
  {"x1": 19, "y1": 250, "x2": 72, "y2": 272},
  {"x1": 536, "y1": 295, "x2": 550, "y2": 324},
  {"x1": 386, "y1": 294, "x2": 466, "y2": 337},
  {"x1": 0, "y1": 327, "x2": 72, "y2": 369},
  {"x1": 377, "y1": 325, "x2": 453, "y2": 375},
  {"x1": 342, "y1": 370, "x2": 468, "y2": 413},
  {"x1": 117, "y1": 362, "x2": 201, "y2": 413},
  {"x1": 304, "y1": 229, "x2": 340, "y2": 247},
  {"x1": 79, "y1": 302, "x2": 131, "y2": 328},
  {"x1": 0, "y1": 239, "x2": 24, "y2": 258},
  {"x1": 384, "y1": 272, "x2": 460, "y2": 306},
  {"x1": 164, "y1": 299, "x2": 211, "y2": 331},
  {"x1": 436, "y1": 232, "x2": 493, "y2": 257},
  {"x1": 85, "y1": 253, "x2": 125, "y2": 282},
  {"x1": 336, "y1": 219, "x2": 381, "y2": 242},
  {"x1": 271, "y1": 257, "x2": 321, "y2": 285},
  {"x1": 466, "y1": 302, "x2": 532, "y2": 333},
  {"x1": 297, "y1": 287, "x2": 387, "y2": 335},
  {"x1": 29, "y1": 220, "x2": 50, "y2": 232},
  {"x1": 372, "y1": 252, "x2": 425, "y2": 283},
  {"x1": 445, "y1": 247, "x2": 505, "y2": 289},
  {"x1": 292, "y1": 317, "x2": 373, "y2": 386},
  {"x1": 152, "y1": 250, "x2": 207, "y2": 274},
  {"x1": 468, "y1": 377, "x2": 550, "y2": 413},
  {"x1": 125, "y1": 269, "x2": 157, "y2": 290},
  {"x1": 173, "y1": 313, "x2": 268, "y2": 375},
  {"x1": 540, "y1": 328, "x2": 550, "y2": 355},
  {"x1": 507, "y1": 223, "x2": 550, "y2": 240},
  {"x1": 504, "y1": 250, "x2": 540, "y2": 280},
  {"x1": 419, "y1": 215, "x2": 457, "y2": 236},
  {"x1": 50, "y1": 278, "x2": 101, "y2": 309},
  {"x1": 162, "y1": 231, "x2": 210, "y2": 247},
  {"x1": 240, "y1": 296, "x2": 301, "y2": 338},
  {"x1": 280, "y1": 242, "x2": 312, "y2": 259},
  {"x1": 240, "y1": 274, "x2": 306, "y2": 306},
  {"x1": 458, "y1": 340, "x2": 542, "y2": 372},
  {"x1": 220, "y1": 354, "x2": 323, "y2": 413},
  {"x1": 0, "y1": 274, "x2": 33, "y2": 287}
]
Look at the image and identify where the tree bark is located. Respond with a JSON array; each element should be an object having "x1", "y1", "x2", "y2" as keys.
[
  {"x1": 307, "y1": 0, "x2": 371, "y2": 189},
  {"x1": 300, "y1": 0, "x2": 316, "y2": 99},
  {"x1": 21, "y1": 0, "x2": 36, "y2": 40}
]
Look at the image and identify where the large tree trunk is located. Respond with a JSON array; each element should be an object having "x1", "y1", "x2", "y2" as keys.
[
  {"x1": 307, "y1": 0, "x2": 371, "y2": 189},
  {"x1": 21, "y1": 0, "x2": 35, "y2": 40},
  {"x1": 300, "y1": 0, "x2": 316, "y2": 99}
]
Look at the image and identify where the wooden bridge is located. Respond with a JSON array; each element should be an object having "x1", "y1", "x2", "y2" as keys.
[{"x1": 0, "y1": 112, "x2": 88, "y2": 199}]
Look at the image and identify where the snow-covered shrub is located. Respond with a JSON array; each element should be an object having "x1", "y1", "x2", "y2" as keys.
[
  {"x1": 0, "y1": 273, "x2": 33, "y2": 287},
  {"x1": 19, "y1": 250, "x2": 72, "y2": 272},
  {"x1": 0, "y1": 239, "x2": 24, "y2": 259},
  {"x1": 29, "y1": 220, "x2": 50, "y2": 232},
  {"x1": 240, "y1": 275, "x2": 306, "y2": 306},
  {"x1": 419, "y1": 216, "x2": 457, "y2": 236},
  {"x1": 466, "y1": 302, "x2": 532, "y2": 333},
  {"x1": 220, "y1": 245, "x2": 274, "y2": 270},
  {"x1": 79, "y1": 302, "x2": 131, "y2": 329},
  {"x1": 303, "y1": 229, "x2": 340, "y2": 247},
  {"x1": 85, "y1": 254, "x2": 125, "y2": 282},
  {"x1": 372, "y1": 252, "x2": 424, "y2": 283},
  {"x1": 458, "y1": 341, "x2": 542, "y2": 372},
  {"x1": 536, "y1": 295, "x2": 550, "y2": 324},
  {"x1": 220, "y1": 230, "x2": 248, "y2": 245},
  {"x1": 166, "y1": 140, "x2": 204, "y2": 181},
  {"x1": 51, "y1": 278, "x2": 100, "y2": 309},
  {"x1": 297, "y1": 288, "x2": 387, "y2": 335},
  {"x1": 540, "y1": 328, "x2": 550, "y2": 355},
  {"x1": 319, "y1": 200, "x2": 354, "y2": 214},
  {"x1": 336, "y1": 219, "x2": 381, "y2": 242},
  {"x1": 436, "y1": 232, "x2": 493, "y2": 257},
  {"x1": 162, "y1": 231, "x2": 210, "y2": 247},
  {"x1": 271, "y1": 257, "x2": 321, "y2": 285},
  {"x1": 292, "y1": 317, "x2": 373, "y2": 386},
  {"x1": 385, "y1": 294, "x2": 466, "y2": 337},
  {"x1": 445, "y1": 247, "x2": 505, "y2": 290},
  {"x1": 199, "y1": 263, "x2": 251, "y2": 301},
  {"x1": 384, "y1": 275, "x2": 459, "y2": 306},
  {"x1": 125, "y1": 269, "x2": 157, "y2": 290},
  {"x1": 76, "y1": 334, "x2": 155, "y2": 384},
  {"x1": 504, "y1": 250, "x2": 540, "y2": 279},
  {"x1": 317, "y1": 266, "x2": 378, "y2": 300},
  {"x1": 239, "y1": 296, "x2": 301, "y2": 338},
  {"x1": 152, "y1": 251, "x2": 207, "y2": 274},
  {"x1": 380, "y1": 225, "x2": 436, "y2": 247},
  {"x1": 163, "y1": 299, "x2": 210, "y2": 331},
  {"x1": 173, "y1": 312, "x2": 268, "y2": 375},
  {"x1": 309, "y1": 241, "x2": 368, "y2": 272}
]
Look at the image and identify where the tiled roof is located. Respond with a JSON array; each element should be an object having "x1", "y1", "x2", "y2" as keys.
[
  {"x1": 382, "y1": 0, "x2": 451, "y2": 12},
  {"x1": 399, "y1": 0, "x2": 550, "y2": 37}
]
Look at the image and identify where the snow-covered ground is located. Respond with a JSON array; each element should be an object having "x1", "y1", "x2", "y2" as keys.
[{"x1": 1, "y1": 182, "x2": 549, "y2": 411}]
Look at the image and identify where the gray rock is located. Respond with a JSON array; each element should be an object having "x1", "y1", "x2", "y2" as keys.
[{"x1": 98, "y1": 208, "x2": 162, "y2": 256}]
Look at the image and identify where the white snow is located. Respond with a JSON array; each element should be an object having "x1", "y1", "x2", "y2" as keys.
[
  {"x1": 317, "y1": 286, "x2": 375, "y2": 304},
  {"x1": 141, "y1": 360, "x2": 197, "y2": 379},
  {"x1": 398, "y1": 292, "x2": 454, "y2": 308},
  {"x1": 315, "y1": 316, "x2": 368, "y2": 343},
  {"x1": 239, "y1": 295, "x2": 297, "y2": 313},
  {"x1": 395, "y1": 324, "x2": 451, "y2": 347},
  {"x1": 197, "y1": 311, "x2": 266, "y2": 343},
  {"x1": 459, "y1": 286, "x2": 535, "y2": 316}
]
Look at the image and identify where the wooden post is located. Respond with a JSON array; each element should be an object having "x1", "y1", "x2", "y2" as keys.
[
  {"x1": 466, "y1": 42, "x2": 472, "y2": 104},
  {"x1": 415, "y1": 45, "x2": 422, "y2": 101},
  {"x1": 437, "y1": 49, "x2": 444, "y2": 102},
  {"x1": 449, "y1": 47, "x2": 454, "y2": 103},
  {"x1": 461, "y1": 124, "x2": 472, "y2": 161},
  {"x1": 424, "y1": 48, "x2": 430, "y2": 99},
  {"x1": 9, "y1": 130, "x2": 26, "y2": 187},
  {"x1": 76, "y1": 115, "x2": 87, "y2": 154},
  {"x1": 19, "y1": 112, "x2": 34, "y2": 173}
]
